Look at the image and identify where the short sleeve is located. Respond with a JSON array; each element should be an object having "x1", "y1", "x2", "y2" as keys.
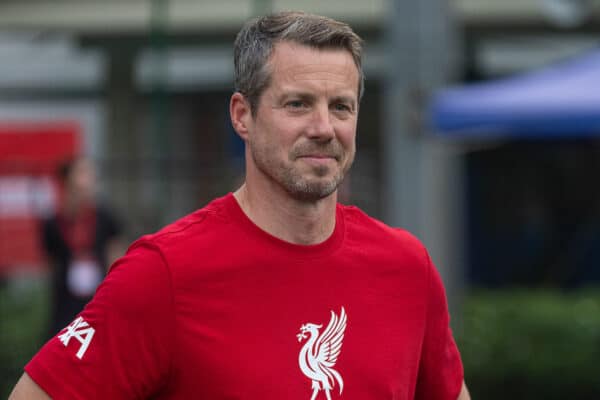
[
  {"x1": 25, "y1": 240, "x2": 174, "y2": 400},
  {"x1": 414, "y1": 253, "x2": 464, "y2": 400}
]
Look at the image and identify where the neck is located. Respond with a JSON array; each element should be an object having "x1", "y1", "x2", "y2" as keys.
[{"x1": 233, "y1": 182, "x2": 337, "y2": 245}]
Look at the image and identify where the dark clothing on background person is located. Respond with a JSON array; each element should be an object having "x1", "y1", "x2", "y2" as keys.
[{"x1": 41, "y1": 204, "x2": 122, "y2": 335}]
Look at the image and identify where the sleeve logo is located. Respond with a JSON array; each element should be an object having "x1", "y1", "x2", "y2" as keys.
[{"x1": 57, "y1": 316, "x2": 96, "y2": 359}]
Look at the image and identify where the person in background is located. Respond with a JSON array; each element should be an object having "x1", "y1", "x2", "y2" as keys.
[
  {"x1": 11, "y1": 12, "x2": 469, "y2": 399},
  {"x1": 41, "y1": 157, "x2": 125, "y2": 335}
]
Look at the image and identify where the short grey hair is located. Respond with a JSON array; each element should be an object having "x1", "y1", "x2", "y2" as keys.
[{"x1": 234, "y1": 11, "x2": 364, "y2": 115}]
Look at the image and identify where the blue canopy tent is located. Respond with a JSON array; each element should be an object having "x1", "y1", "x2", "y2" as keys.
[
  {"x1": 430, "y1": 49, "x2": 600, "y2": 139},
  {"x1": 430, "y1": 49, "x2": 600, "y2": 287}
]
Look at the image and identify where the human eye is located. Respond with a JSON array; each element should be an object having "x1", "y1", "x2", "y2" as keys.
[
  {"x1": 332, "y1": 102, "x2": 354, "y2": 116},
  {"x1": 283, "y1": 99, "x2": 311, "y2": 115},
  {"x1": 334, "y1": 103, "x2": 351, "y2": 112},
  {"x1": 286, "y1": 100, "x2": 306, "y2": 109}
]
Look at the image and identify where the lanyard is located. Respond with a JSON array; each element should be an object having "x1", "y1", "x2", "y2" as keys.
[{"x1": 57, "y1": 205, "x2": 97, "y2": 256}]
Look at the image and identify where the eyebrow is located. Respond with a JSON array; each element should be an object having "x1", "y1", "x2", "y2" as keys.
[
  {"x1": 279, "y1": 92, "x2": 357, "y2": 110},
  {"x1": 278, "y1": 91, "x2": 316, "y2": 103}
]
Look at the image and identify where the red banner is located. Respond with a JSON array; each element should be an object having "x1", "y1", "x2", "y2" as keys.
[{"x1": 0, "y1": 120, "x2": 82, "y2": 275}]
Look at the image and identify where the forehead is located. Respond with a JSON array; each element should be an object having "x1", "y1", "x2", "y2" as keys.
[{"x1": 267, "y1": 42, "x2": 359, "y2": 91}]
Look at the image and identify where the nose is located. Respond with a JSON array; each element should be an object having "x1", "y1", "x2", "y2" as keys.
[{"x1": 306, "y1": 103, "x2": 335, "y2": 141}]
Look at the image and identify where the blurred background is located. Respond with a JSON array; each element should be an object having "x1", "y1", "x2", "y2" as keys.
[{"x1": 2, "y1": 0, "x2": 600, "y2": 398}]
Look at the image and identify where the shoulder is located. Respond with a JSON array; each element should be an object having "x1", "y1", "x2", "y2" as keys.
[
  {"x1": 97, "y1": 195, "x2": 234, "y2": 316},
  {"x1": 342, "y1": 206, "x2": 431, "y2": 279},
  {"x1": 340, "y1": 204, "x2": 426, "y2": 250},
  {"x1": 124, "y1": 194, "x2": 233, "y2": 267},
  {"x1": 100, "y1": 242, "x2": 172, "y2": 319}
]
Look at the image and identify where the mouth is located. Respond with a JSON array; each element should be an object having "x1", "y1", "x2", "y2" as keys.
[{"x1": 297, "y1": 154, "x2": 339, "y2": 163}]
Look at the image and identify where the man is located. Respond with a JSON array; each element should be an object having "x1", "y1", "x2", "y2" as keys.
[{"x1": 10, "y1": 11, "x2": 470, "y2": 400}]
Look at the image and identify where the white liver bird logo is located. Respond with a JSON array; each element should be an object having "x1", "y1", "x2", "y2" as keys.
[{"x1": 297, "y1": 307, "x2": 347, "y2": 400}]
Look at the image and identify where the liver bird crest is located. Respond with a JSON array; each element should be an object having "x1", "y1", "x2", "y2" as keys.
[{"x1": 297, "y1": 307, "x2": 347, "y2": 400}]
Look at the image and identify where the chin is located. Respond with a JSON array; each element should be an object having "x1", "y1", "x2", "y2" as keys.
[{"x1": 284, "y1": 178, "x2": 340, "y2": 202}]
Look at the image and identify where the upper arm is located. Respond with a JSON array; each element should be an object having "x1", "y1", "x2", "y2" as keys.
[
  {"x1": 22, "y1": 241, "x2": 174, "y2": 399},
  {"x1": 9, "y1": 373, "x2": 51, "y2": 400},
  {"x1": 414, "y1": 252, "x2": 465, "y2": 399}
]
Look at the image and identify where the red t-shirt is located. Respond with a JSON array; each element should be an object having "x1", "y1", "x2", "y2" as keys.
[{"x1": 26, "y1": 193, "x2": 463, "y2": 399}]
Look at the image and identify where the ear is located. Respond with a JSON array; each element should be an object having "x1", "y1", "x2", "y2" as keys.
[{"x1": 230, "y1": 92, "x2": 253, "y2": 142}]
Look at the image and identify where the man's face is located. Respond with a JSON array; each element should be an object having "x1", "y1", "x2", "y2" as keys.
[{"x1": 245, "y1": 41, "x2": 359, "y2": 202}]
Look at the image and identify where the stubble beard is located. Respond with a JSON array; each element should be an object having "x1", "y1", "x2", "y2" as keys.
[{"x1": 250, "y1": 140, "x2": 354, "y2": 202}]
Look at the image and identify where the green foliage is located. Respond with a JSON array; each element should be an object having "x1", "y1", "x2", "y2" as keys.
[
  {"x1": 2, "y1": 283, "x2": 600, "y2": 399},
  {"x1": 456, "y1": 288, "x2": 600, "y2": 400},
  {"x1": 0, "y1": 278, "x2": 49, "y2": 398}
]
